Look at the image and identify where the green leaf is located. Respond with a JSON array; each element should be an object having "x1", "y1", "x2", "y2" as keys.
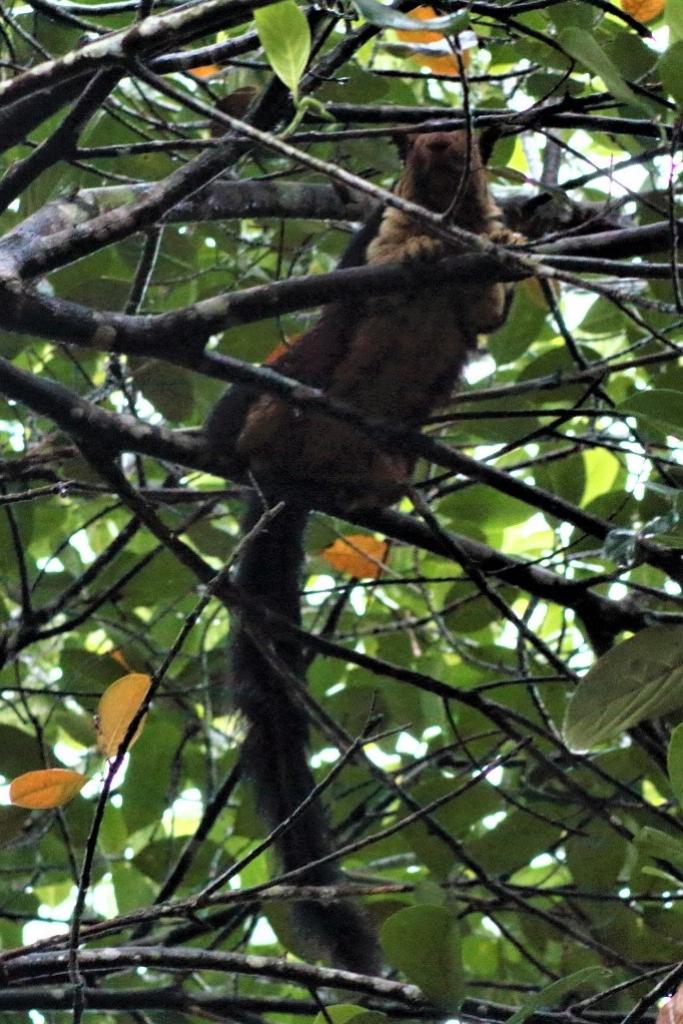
[
  {"x1": 0, "y1": 725, "x2": 50, "y2": 776},
  {"x1": 254, "y1": 1, "x2": 311, "y2": 100},
  {"x1": 668, "y1": 722, "x2": 683, "y2": 809},
  {"x1": 507, "y1": 968, "x2": 612, "y2": 1024},
  {"x1": 0, "y1": 807, "x2": 30, "y2": 850},
  {"x1": 380, "y1": 905, "x2": 462, "y2": 1009},
  {"x1": 313, "y1": 1008, "x2": 387, "y2": 1024},
  {"x1": 563, "y1": 625, "x2": 683, "y2": 749},
  {"x1": 467, "y1": 805, "x2": 562, "y2": 875},
  {"x1": 351, "y1": 0, "x2": 468, "y2": 32},
  {"x1": 619, "y1": 389, "x2": 683, "y2": 436},
  {"x1": 604, "y1": 31, "x2": 657, "y2": 81},
  {"x1": 635, "y1": 825, "x2": 683, "y2": 869},
  {"x1": 558, "y1": 27, "x2": 640, "y2": 108},
  {"x1": 658, "y1": 43, "x2": 683, "y2": 106},
  {"x1": 547, "y1": 0, "x2": 600, "y2": 29},
  {"x1": 667, "y1": 1, "x2": 683, "y2": 42},
  {"x1": 488, "y1": 283, "x2": 546, "y2": 364},
  {"x1": 134, "y1": 360, "x2": 197, "y2": 423},
  {"x1": 566, "y1": 822, "x2": 628, "y2": 891}
]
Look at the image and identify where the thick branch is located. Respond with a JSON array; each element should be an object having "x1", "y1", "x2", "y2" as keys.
[
  {"x1": 3, "y1": 174, "x2": 675, "y2": 263},
  {"x1": 0, "y1": 254, "x2": 522, "y2": 357},
  {"x1": 0, "y1": 0, "x2": 274, "y2": 107},
  {"x1": 3, "y1": 944, "x2": 426, "y2": 1002},
  {"x1": 0, "y1": 984, "x2": 652, "y2": 1022},
  {"x1": 322, "y1": 104, "x2": 672, "y2": 140}
]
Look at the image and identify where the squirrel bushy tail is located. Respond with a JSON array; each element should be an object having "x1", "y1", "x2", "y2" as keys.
[{"x1": 231, "y1": 495, "x2": 380, "y2": 973}]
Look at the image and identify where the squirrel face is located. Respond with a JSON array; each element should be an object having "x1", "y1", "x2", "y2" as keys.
[{"x1": 396, "y1": 130, "x2": 490, "y2": 223}]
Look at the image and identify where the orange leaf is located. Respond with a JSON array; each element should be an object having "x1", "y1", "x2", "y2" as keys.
[
  {"x1": 395, "y1": 8, "x2": 473, "y2": 76},
  {"x1": 322, "y1": 535, "x2": 389, "y2": 579},
  {"x1": 416, "y1": 50, "x2": 469, "y2": 76},
  {"x1": 110, "y1": 649, "x2": 132, "y2": 671},
  {"x1": 620, "y1": 0, "x2": 665, "y2": 22},
  {"x1": 189, "y1": 64, "x2": 222, "y2": 78},
  {"x1": 396, "y1": 6, "x2": 444, "y2": 43},
  {"x1": 96, "y1": 673, "x2": 151, "y2": 759},
  {"x1": 10, "y1": 769, "x2": 87, "y2": 809},
  {"x1": 264, "y1": 334, "x2": 302, "y2": 364}
]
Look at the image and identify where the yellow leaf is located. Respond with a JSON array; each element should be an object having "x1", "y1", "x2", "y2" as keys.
[
  {"x1": 96, "y1": 673, "x2": 151, "y2": 759},
  {"x1": 620, "y1": 0, "x2": 665, "y2": 22},
  {"x1": 10, "y1": 769, "x2": 87, "y2": 809},
  {"x1": 322, "y1": 535, "x2": 389, "y2": 579}
]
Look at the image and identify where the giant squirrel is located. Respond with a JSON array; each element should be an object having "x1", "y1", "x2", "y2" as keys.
[{"x1": 206, "y1": 130, "x2": 520, "y2": 972}]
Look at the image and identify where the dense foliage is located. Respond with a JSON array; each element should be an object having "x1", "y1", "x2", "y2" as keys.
[{"x1": 1, "y1": 0, "x2": 683, "y2": 1020}]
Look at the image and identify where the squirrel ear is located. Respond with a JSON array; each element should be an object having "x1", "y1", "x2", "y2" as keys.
[
  {"x1": 478, "y1": 127, "x2": 500, "y2": 165},
  {"x1": 392, "y1": 131, "x2": 416, "y2": 161}
]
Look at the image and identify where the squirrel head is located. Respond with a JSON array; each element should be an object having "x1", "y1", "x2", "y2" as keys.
[{"x1": 395, "y1": 130, "x2": 492, "y2": 225}]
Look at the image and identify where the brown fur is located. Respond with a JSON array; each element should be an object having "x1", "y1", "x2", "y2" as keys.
[{"x1": 236, "y1": 131, "x2": 520, "y2": 508}]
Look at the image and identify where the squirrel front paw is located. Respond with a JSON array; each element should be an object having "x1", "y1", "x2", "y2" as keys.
[{"x1": 489, "y1": 226, "x2": 526, "y2": 247}]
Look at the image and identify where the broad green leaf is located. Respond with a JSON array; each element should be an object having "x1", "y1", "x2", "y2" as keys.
[
  {"x1": 604, "y1": 31, "x2": 657, "y2": 81},
  {"x1": 467, "y1": 806, "x2": 561, "y2": 875},
  {"x1": 566, "y1": 822, "x2": 628, "y2": 891},
  {"x1": 121, "y1": 718, "x2": 183, "y2": 834},
  {"x1": 351, "y1": 0, "x2": 468, "y2": 33},
  {"x1": 548, "y1": 1, "x2": 600, "y2": 29},
  {"x1": 507, "y1": 968, "x2": 612, "y2": 1024},
  {"x1": 563, "y1": 625, "x2": 683, "y2": 749},
  {"x1": 535, "y1": 452, "x2": 586, "y2": 508},
  {"x1": 635, "y1": 825, "x2": 683, "y2": 868},
  {"x1": 668, "y1": 722, "x2": 683, "y2": 809},
  {"x1": 0, "y1": 807, "x2": 30, "y2": 849},
  {"x1": 111, "y1": 862, "x2": 156, "y2": 914},
  {"x1": 558, "y1": 28, "x2": 640, "y2": 107},
  {"x1": 667, "y1": 0, "x2": 683, "y2": 41},
  {"x1": 579, "y1": 296, "x2": 625, "y2": 337},
  {"x1": 380, "y1": 905, "x2": 462, "y2": 1009},
  {"x1": 254, "y1": 1, "x2": 311, "y2": 100},
  {"x1": 658, "y1": 43, "x2": 683, "y2": 106},
  {"x1": 0, "y1": 724, "x2": 45, "y2": 777},
  {"x1": 582, "y1": 448, "x2": 621, "y2": 505},
  {"x1": 619, "y1": 389, "x2": 683, "y2": 436},
  {"x1": 488, "y1": 281, "x2": 546, "y2": 364},
  {"x1": 134, "y1": 360, "x2": 196, "y2": 423}
]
